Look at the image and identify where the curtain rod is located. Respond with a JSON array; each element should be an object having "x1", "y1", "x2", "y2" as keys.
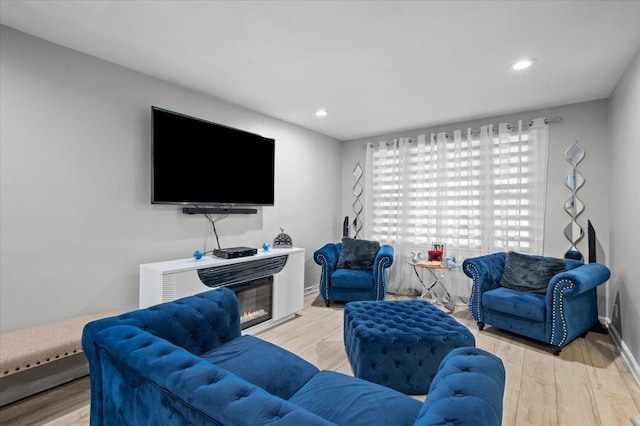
[{"x1": 362, "y1": 116, "x2": 563, "y2": 148}]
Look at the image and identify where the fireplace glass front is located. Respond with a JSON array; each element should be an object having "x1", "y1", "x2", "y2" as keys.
[{"x1": 230, "y1": 276, "x2": 273, "y2": 330}]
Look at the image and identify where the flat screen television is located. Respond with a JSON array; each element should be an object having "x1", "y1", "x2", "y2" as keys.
[{"x1": 151, "y1": 106, "x2": 275, "y2": 206}]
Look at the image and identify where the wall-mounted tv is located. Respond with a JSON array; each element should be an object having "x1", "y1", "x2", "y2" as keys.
[{"x1": 151, "y1": 106, "x2": 275, "y2": 207}]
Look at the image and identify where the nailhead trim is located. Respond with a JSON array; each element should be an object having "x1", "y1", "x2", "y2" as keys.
[
  {"x1": 376, "y1": 255, "x2": 393, "y2": 300},
  {"x1": 550, "y1": 278, "x2": 573, "y2": 347},
  {"x1": 464, "y1": 262, "x2": 482, "y2": 321},
  {"x1": 315, "y1": 253, "x2": 330, "y2": 300}
]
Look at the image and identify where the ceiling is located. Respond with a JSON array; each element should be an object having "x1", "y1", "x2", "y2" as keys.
[{"x1": 2, "y1": 1, "x2": 640, "y2": 141}]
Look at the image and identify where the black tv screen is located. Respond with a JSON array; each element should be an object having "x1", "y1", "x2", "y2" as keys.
[{"x1": 151, "y1": 107, "x2": 275, "y2": 206}]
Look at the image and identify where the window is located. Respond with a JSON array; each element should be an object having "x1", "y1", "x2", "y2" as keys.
[{"x1": 364, "y1": 119, "x2": 550, "y2": 296}]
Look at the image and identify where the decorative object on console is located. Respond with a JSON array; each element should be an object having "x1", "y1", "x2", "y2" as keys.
[
  {"x1": 352, "y1": 163, "x2": 363, "y2": 238},
  {"x1": 463, "y1": 251, "x2": 611, "y2": 355},
  {"x1": 262, "y1": 243, "x2": 270, "y2": 251},
  {"x1": 273, "y1": 227, "x2": 293, "y2": 248},
  {"x1": 564, "y1": 140, "x2": 585, "y2": 260},
  {"x1": 193, "y1": 250, "x2": 204, "y2": 260}
]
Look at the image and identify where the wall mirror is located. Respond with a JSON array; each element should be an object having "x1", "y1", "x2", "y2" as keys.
[{"x1": 564, "y1": 140, "x2": 585, "y2": 260}]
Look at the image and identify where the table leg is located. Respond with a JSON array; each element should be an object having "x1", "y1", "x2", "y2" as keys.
[{"x1": 424, "y1": 268, "x2": 455, "y2": 313}]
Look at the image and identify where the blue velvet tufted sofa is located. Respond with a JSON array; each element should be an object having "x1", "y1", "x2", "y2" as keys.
[
  {"x1": 82, "y1": 287, "x2": 506, "y2": 426},
  {"x1": 463, "y1": 252, "x2": 611, "y2": 355}
]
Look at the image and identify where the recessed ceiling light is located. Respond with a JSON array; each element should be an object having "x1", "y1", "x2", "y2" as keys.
[
  {"x1": 315, "y1": 109, "x2": 328, "y2": 118},
  {"x1": 510, "y1": 59, "x2": 535, "y2": 71}
]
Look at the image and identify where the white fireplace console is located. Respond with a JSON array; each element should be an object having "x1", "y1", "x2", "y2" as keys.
[{"x1": 139, "y1": 247, "x2": 305, "y2": 334}]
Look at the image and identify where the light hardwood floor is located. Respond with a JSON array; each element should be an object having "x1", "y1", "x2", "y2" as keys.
[{"x1": 1, "y1": 292, "x2": 639, "y2": 425}]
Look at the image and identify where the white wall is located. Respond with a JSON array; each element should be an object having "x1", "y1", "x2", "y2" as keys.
[
  {"x1": 609, "y1": 49, "x2": 640, "y2": 367},
  {"x1": 0, "y1": 26, "x2": 342, "y2": 333},
  {"x1": 341, "y1": 100, "x2": 611, "y2": 312}
]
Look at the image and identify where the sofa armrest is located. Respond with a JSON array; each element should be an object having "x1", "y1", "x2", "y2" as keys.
[
  {"x1": 314, "y1": 243, "x2": 341, "y2": 300},
  {"x1": 547, "y1": 262, "x2": 611, "y2": 297},
  {"x1": 546, "y1": 262, "x2": 611, "y2": 348},
  {"x1": 373, "y1": 244, "x2": 394, "y2": 271},
  {"x1": 463, "y1": 253, "x2": 507, "y2": 322},
  {"x1": 314, "y1": 243, "x2": 341, "y2": 270},
  {"x1": 414, "y1": 347, "x2": 506, "y2": 426},
  {"x1": 91, "y1": 325, "x2": 333, "y2": 426},
  {"x1": 373, "y1": 244, "x2": 394, "y2": 300}
]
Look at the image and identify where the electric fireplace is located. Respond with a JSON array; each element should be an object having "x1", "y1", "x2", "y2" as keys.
[{"x1": 229, "y1": 276, "x2": 273, "y2": 330}]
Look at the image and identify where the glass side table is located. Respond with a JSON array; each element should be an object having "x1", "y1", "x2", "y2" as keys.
[{"x1": 410, "y1": 261, "x2": 460, "y2": 313}]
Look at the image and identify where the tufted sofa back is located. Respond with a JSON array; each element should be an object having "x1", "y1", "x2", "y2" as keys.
[
  {"x1": 82, "y1": 288, "x2": 242, "y2": 426},
  {"x1": 83, "y1": 288, "x2": 240, "y2": 356}
]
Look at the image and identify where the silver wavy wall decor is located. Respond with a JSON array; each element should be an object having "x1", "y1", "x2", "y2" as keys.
[
  {"x1": 564, "y1": 140, "x2": 585, "y2": 260},
  {"x1": 353, "y1": 163, "x2": 363, "y2": 239}
]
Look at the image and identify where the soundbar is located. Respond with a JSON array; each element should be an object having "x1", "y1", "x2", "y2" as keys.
[
  {"x1": 213, "y1": 246, "x2": 258, "y2": 259},
  {"x1": 183, "y1": 207, "x2": 258, "y2": 215}
]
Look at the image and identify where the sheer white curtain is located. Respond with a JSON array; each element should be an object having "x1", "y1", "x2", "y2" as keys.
[{"x1": 364, "y1": 118, "x2": 550, "y2": 302}]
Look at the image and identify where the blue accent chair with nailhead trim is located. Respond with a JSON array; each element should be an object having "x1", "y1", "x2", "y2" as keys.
[
  {"x1": 314, "y1": 241, "x2": 394, "y2": 307},
  {"x1": 463, "y1": 252, "x2": 611, "y2": 355}
]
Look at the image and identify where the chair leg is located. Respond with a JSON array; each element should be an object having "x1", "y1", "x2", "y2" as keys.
[
  {"x1": 325, "y1": 300, "x2": 331, "y2": 307},
  {"x1": 477, "y1": 321, "x2": 485, "y2": 331},
  {"x1": 551, "y1": 346, "x2": 562, "y2": 356},
  {"x1": 580, "y1": 330, "x2": 589, "y2": 338}
]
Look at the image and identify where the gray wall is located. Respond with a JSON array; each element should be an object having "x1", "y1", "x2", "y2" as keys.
[
  {"x1": 341, "y1": 100, "x2": 611, "y2": 314},
  {"x1": 0, "y1": 26, "x2": 342, "y2": 333},
  {"x1": 609, "y1": 49, "x2": 640, "y2": 366}
]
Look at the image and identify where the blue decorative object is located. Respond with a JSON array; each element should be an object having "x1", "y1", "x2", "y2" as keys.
[
  {"x1": 82, "y1": 288, "x2": 506, "y2": 426},
  {"x1": 262, "y1": 243, "x2": 270, "y2": 251},
  {"x1": 463, "y1": 252, "x2": 611, "y2": 355},
  {"x1": 314, "y1": 241, "x2": 394, "y2": 307},
  {"x1": 193, "y1": 250, "x2": 203, "y2": 260},
  {"x1": 344, "y1": 299, "x2": 475, "y2": 394}
]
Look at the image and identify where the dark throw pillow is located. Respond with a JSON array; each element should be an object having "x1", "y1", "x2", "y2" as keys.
[
  {"x1": 336, "y1": 238, "x2": 380, "y2": 270},
  {"x1": 499, "y1": 251, "x2": 567, "y2": 294}
]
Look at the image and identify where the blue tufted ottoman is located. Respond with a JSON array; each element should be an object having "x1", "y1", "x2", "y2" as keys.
[{"x1": 343, "y1": 299, "x2": 475, "y2": 394}]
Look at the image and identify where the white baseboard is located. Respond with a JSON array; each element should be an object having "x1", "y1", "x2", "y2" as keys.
[
  {"x1": 304, "y1": 284, "x2": 319, "y2": 295},
  {"x1": 601, "y1": 316, "x2": 640, "y2": 388}
]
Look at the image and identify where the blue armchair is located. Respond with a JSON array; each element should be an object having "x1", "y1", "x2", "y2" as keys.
[
  {"x1": 463, "y1": 252, "x2": 610, "y2": 355},
  {"x1": 314, "y1": 240, "x2": 394, "y2": 307}
]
